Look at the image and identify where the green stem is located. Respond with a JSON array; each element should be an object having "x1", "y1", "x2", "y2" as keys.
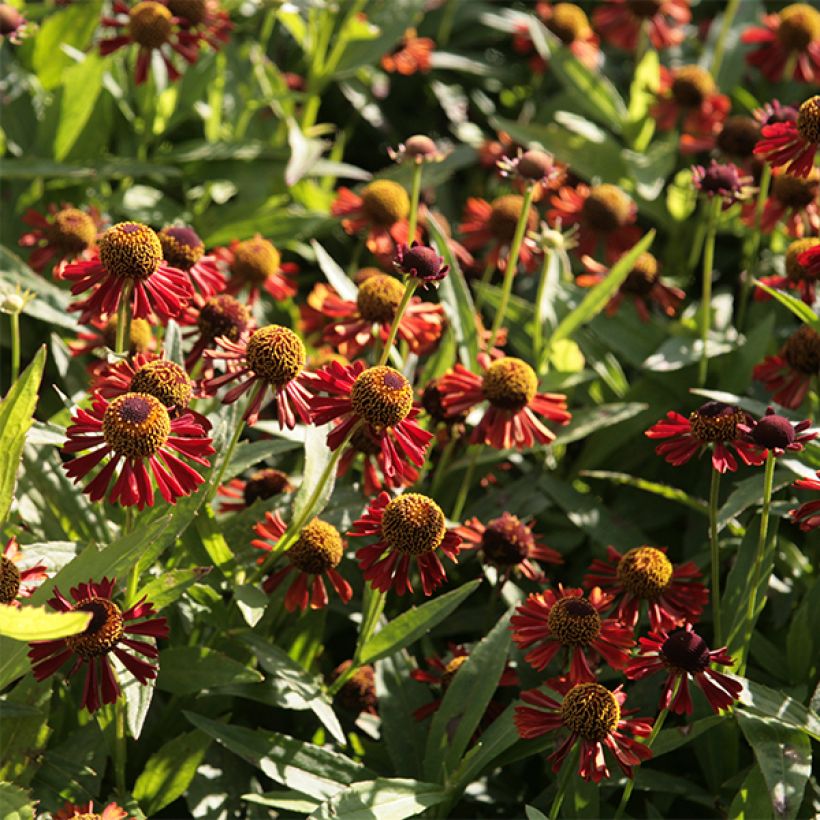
[
  {"x1": 533, "y1": 248, "x2": 553, "y2": 364},
  {"x1": 451, "y1": 448, "x2": 478, "y2": 521},
  {"x1": 378, "y1": 279, "x2": 418, "y2": 367},
  {"x1": 709, "y1": 468, "x2": 723, "y2": 647},
  {"x1": 549, "y1": 741, "x2": 579, "y2": 820},
  {"x1": 710, "y1": 0, "x2": 741, "y2": 80},
  {"x1": 736, "y1": 163, "x2": 772, "y2": 331},
  {"x1": 10, "y1": 313, "x2": 20, "y2": 384},
  {"x1": 473, "y1": 256, "x2": 496, "y2": 312},
  {"x1": 114, "y1": 282, "x2": 133, "y2": 355},
  {"x1": 407, "y1": 161, "x2": 423, "y2": 243},
  {"x1": 114, "y1": 697, "x2": 127, "y2": 795},
  {"x1": 698, "y1": 196, "x2": 722, "y2": 387},
  {"x1": 488, "y1": 183, "x2": 536, "y2": 350},
  {"x1": 211, "y1": 413, "x2": 247, "y2": 499},
  {"x1": 123, "y1": 507, "x2": 139, "y2": 606}
]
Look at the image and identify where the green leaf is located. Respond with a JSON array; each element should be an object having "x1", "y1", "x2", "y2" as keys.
[
  {"x1": 737, "y1": 678, "x2": 820, "y2": 741},
  {"x1": 736, "y1": 712, "x2": 812, "y2": 820},
  {"x1": 53, "y1": 55, "x2": 106, "y2": 161},
  {"x1": 651, "y1": 715, "x2": 723, "y2": 757},
  {"x1": 667, "y1": 168, "x2": 698, "y2": 221},
  {"x1": 553, "y1": 403, "x2": 648, "y2": 446},
  {"x1": 625, "y1": 47, "x2": 659, "y2": 150},
  {"x1": 310, "y1": 778, "x2": 449, "y2": 820},
  {"x1": 0, "y1": 346, "x2": 46, "y2": 526},
  {"x1": 137, "y1": 568, "x2": 211, "y2": 611},
  {"x1": 194, "y1": 506, "x2": 234, "y2": 572},
  {"x1": 311, "y1": 239, "x2": 358, "y2": 301},
  {"x1": 754, "y1": 281, "x2": 820, "y2": 331},
  {"x1": 156, "y1": 647, "x2": 263, "y2": 694},
  {"x1": 729, "y1": 765, "x2": 775, "y2": 820},
  {"x1": 0, "y1": 604, "x2": 90, "y2": 642},
  {"x1": 359, "y1": 580, "x2": 481, "y2": 665},
  {"x1": 580, "y1": 470, "x2": 709, "y2": 517},
  {"x1": 291, "y1": 423, "x2": 336, "y2": 523},
  {"x1": 0, "y1": 782, "x2": 35, "y2": 820},
  {"x1": 525, "y1": 807, "x2": 549, "y2": 820}
]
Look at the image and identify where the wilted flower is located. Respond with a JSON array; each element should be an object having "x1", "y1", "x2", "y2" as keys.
[
  {"x1": 692, "y1": 160, "x2": 754, "y2": 205},
  {"x1": 739, "y1": 406, "x2": 816, "y2": 457}
]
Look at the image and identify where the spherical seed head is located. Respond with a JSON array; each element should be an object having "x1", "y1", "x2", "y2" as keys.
[
  {"x1": 616, "y1": 547, "x2": 673, "y2": 599},
  {"x1": 98, "y1": 222, "x2": 163, "y2": 281},
  {"x1": 231, "y1": 237, "x2": 281, "y2": 286},
  {"x1": 48, "y1": 208, "x2": 97, "y2": 254},
  {"x1": 0, "y1": 556, "x2": 21, "y2": 605},
  {"x1": 404, "y1": 134, "x2": 438, "y2": 162},
  {"x1": 751, "y1": 413, "x2": 795, "y2": 449},
  {"x1": 671, "y1": 66, "x2": 716, "y2": 108},
  {"x1": 440, "y1": 655, "x2": 469, "y2": 690},
  {"x1": 102, "y1": 393, "x2": 171, "y2": 459},
  {"x1": 130, "y1": 359, "x2": 192, "y2": 410},
  {"x1": 245, "y1": 325, "x2": 305, "y2": 386},
  {"x1": 395, "y1": 243, "x2": 448, "y2": 284},
  {"x1": 481, "y1": 513, "x2": 535, "y2": 566},
  {"x1": 561, "y1": 683, "x2": 620, "y2": 741},
  {"x1": 357, "y1": 274, "x2": 404, "y2": 323},
  {"x1": 128, "y1": 1, "x2": 173, "y2": 49},
  {"x1": 158, "y1": 225, "x2": 205, "y2": 271},
  {"x1": 103, "y1": 316, "x2": 154, "y2": 353},
  {"x1": 625, "y1": 0, "x2": 664, "y2": 18},
  {"x1": 689, "y1": 401, "x2": 745, "y2": 442},
  {"x1": 489, "y1": 195, "x2": 537, "y2": 242},
  {"x1": 333, "y1": 660, "x2": 377, "y2": 712},
  {"x1": 547, "y1": 595, "x2": 602, "y2": 646},
  {"x1": 351, "y1": 366, "x2": 413, "y2": 428},
  {"x1": 517, "y1": 149, "x2": 556, "y2": 181},
  {"x1": 64, "y1": 597, "x2": 124, "y2": 659},
  {"x1": 197, "y1": 294, "x2": 251, "y2": 343},
  {"x1": 660, "y1": 628, "x2": 711, "y2": 673},
  {"x1": 785, "y1": 237, "x2": 820, "y2": 282},
  {"x1": 772, "y1": 169, "x2": 819, "y2": 210},
  {"x1": 796, "y1": 96, "x2": 820, "y2": 146},
  {"x1": 783, "y1": 325, "x2": 820, "y2": 374},
  {"x1": 621, "y1": 252, "x2": 659, "y2": 295},
  {"x1": 482, "y1": 357, "x2": 538, "y2": 411},
  {"x1": 288, "y1": 518, "x2": 344, "y2": 574},
  {"x1": 0, "y1": 4, "x2": 25, "y2": 34},
  {"x1": 716, "y1": 116, "x2": 760, "y2": 159},
  {"x1": 776, "y1": 4, "x2": 820, "y2": 51},
  {"x1": 381, "y1": 493, "x2": 446, "y2": 556},
  {"x1": 242, "y1": 468, "x2": 291, "y2": 505},
  {"x1": 361, "y1": 180, "x2": 410, "y2": 226},
  {"x1": 581, "y1": 184, "x2": 633, "y2": 232},
  {"x1": 546, "y1": 3, "x2": 591, "y2": 43},
  {"x1": 167, "y1": 0, "x2": 207, "y2": 24}
]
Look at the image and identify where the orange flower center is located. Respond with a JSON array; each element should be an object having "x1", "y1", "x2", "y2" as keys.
[
  {"x1": 129, "y1": 359, "x2": 192, "y2": 410},
  {"x1": 547, "y1": 596, "x2": 602, "y2": 646},
  {"x1": 158, "y1": 225, "x2": 205, "y2": 270},
  {"x1": 48, "y1": 208, "x2": 97, "y2": 254},
  {"x1": 381, "y1": 493, "x2": 446, "y2": 556},
  {"x1": 357, "y1": 274, "x2": 405, "y2": 323},
  {"x1": 776, "y1": 4, "x2": 820, "y2": 52},
  {"x1": 482, "y1": 357, "x2": 538, "y2": 411},
  {"x1": 128, "y1": 1, "x2": 174, "y2": 49},
  {"x1": 231, "y1": 237, "x2": 281, "y2": 285},
  {"x1": 288, "y1": 518, "x2": 344, "y2": 574},
  {"x1": 796, "y1": 96, "x2": 820, "y2": 146},
  {"x1": 98, "y1": 222, "x2": 163, "y2": 281},
  {"x1": 688, "y1": 401, "x2": 745, "y2": 442},
  {"x1": 360, "y1": 180, "x2": 410, "y2": 226},
  {"x1": 65, "y1": 597, "x2": 125, "y2": 659},
  {"x1": 102, "y1": 393, "x2": 171, "y2": 459},
  {"x1": 488, "y1": 194, "x2": 537, "y2": 242},
  {"x1": 616, "y1": 547, "x2": 673, "y2": 599},
  {"x1": 546, "y1": 3, "x2": 591, "y2": 44},
  {"x1": 785, "y1": 237, "x2": 820, "y2": 282},
  {"x1": 670, "y1": 66, "x2": 715, "y2": 108},
  {"x1": 561, "y1": 683, "x2": 620, "y2": 741},
  {"x1": 441, "y1": 655, "x2": 469, "y2": 689},
  {"x1": 103, "y1": 316, "x2": 153, "y2": 354},
  {"x1": 350, "y1": 366, "x2": 413, "y2": 429},
  {"x1": 581, "y1": 184, "x2": 633, "y2": 232},
  {"x1": 0, "y1": 556, "x2": 21, "y2": 604},
  {"x1": 245, "y1": 325, "x2": 305, "y2": 386}
]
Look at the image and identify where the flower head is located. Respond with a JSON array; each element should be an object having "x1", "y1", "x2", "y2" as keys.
[
  {"x1": 755, "y1": 95, "x2": 820, "y2": 178},
  {"x1": 218, "y1": 234, "x2": 298, "y2": 303},
  {"x1": 790, "y1": 470, "x2": 820, "y2": 530},
  {"x1": 166, "y1": 0, "x2": 232, "y2": 50},
  {"x1": 1, "y1": 537, "x2": 47, "y2": 605},
  {"x1": 394, "y1": 242, "x2": 449, "y2": 287},
  {"x1": 53, "y1": 800, "x2": 132, "y2": 820},
  {"x1": 158, "y1": 225, "x2": 224, "y2": 298},
  {"x1": 744, "y1": 169, "x2": 820, "y2": 239},
  {"x1": 592, "y1": 0, "x2": 691, "y2": 52},
  {"x1": 331, "y1": 660, "x2": 378, "y2": 715},
  {"x1": 739, "y1": 406, "x2": 816, "y2": 456},
  {"x1": 388, "y1": 134, "x2": 448, "y2": 164},
  {"x1": 538, "y1": 3, "x2": 601, "y2": 69},
  {"x1": 692, "y1": 160, "x2": 754, "y2": 205},
  {"x1": 754, "y1": 325, "x2": 820, "y2": 409},
  {"x1": 19, "y1": 204, "x2": 101, "y2": 274},
  {"x1": 218, "y1": 468, "x2": 291, "y2": 512},
  {"x1": 497, "y1": 148, "x2": 562, "y2": 187},
  {"x1": 381, "y1": 28, "x2": 434, "y2": 74},
  {"x1": 0, "y1": 3, "x2": 30, "y2": 43},
  {"x1": 756, "y1": 236, "x2": 820, "y2": 304}
]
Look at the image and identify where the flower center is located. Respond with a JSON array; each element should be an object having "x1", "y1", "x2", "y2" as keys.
[
  {"x1": 47, "y1": 208, "x2": 97, "y2": 254},
  {"x1": 671, "y1": 66, "x2": 715, "y2": 108},
  {"x1": 395, "y1": 244, "x2": 446, "y2": 283},
  {"x1": 288, "y1": 518, "x2": 344, "y2": 574},
  {"x1": 334, "y1": 660, "x2": 377, "y2": 712},
  {"x1": 245, "y1": 325, "x2": 305, "y2": 387},
  {"x1": 560, "y1": 683, "x2": 620, "y2": 741},
  {"x1": 71, "y1": 814, "x2": 103, "y2": 820},
  {"x1": 697, "y1": 163, "x2": 743, "y2": 196},
  {"x1": 98, "y1": 222, "x2": 163, "y2": 281},
  {"x1": 0, "y1": 4, "x2": 25, "y2": 35},
  {"x1": 547, "y1": 596, "x2": 602, "y2": 646},
  {"x1": 422, "y1": 380, "x2": 464, "y2": 424},
  {"x1": 350, "y1": 425, "x2": 383, "y2": 456},
  {"x1": 517, "y1": 149, "x2": 555, "y2": 181},
  {"x1": 350, "y1": 366, "x2": 414, "y2": 429},
  {"x1": 357, "y1": 274, "x2": 405, "y2": 323},
  {"x1": 480, "y1": 514, "x2": 534, "y2": 566},
  {"x1": 488, "y1": 195, "x2": 537, "y2": 242},
  {"x1": 441, "y1": 655, "x2": 469, "y2": 690},
  {"x1": 689, "y1": 401, "x2": 745, "y2": 442},
  {"x1": 64, "y1": 597, "x2": 125, "y2": 659},
  {"x1": 625, "y1": 0, "x2": 664, "y2": 18},
  {"x1": 404, "y1": 134, "x2": 438, "y2": 161},
  {"x1": 482, "y1": 357, "x2": 538, "y2": 411},
  {"x1": 129, "y1": 359, "x2": 192, "y2": 410},
  {"x1": 102, "y1": 316, "x2": 153, "y2": 354},
  {"x1": 231, "y1": 237, "x2": 281, "y2": 286},
  {"x1": 197, "y1": 294, "x2": 251, "y2": 342},
  {"x1": 381, "y1": 493, "x2": 446, "y2": 556},
  {"x1": 158, "y1": 225, "x2": 205, "y2": 270},
  {"x1": 776, "y1": 4, "x2": 820, "y2": 51},
  {"x1": 616, "y1": 547, "x2": 673, "y2": 599},
  {"x1": 128, "y1": 1, "x2": 173, "y2": 49},
  {"x1": 660, "y1": 628, "x2": 711, "y2": 673},
  {"x1": 102, "y1": 393, "x2": 171, "y2": 459},
  {"x1": 716, "y1": 116, "x2": 759, "y2": 159},
  {"x1": 751, "y1": 414, "x2": 795, "y2": 449},
  {"x1": 0, "y1": 556, "x2": 21, "y2": 604},
  {"x1": 167, "y1": 0, "x2": 207, "y2": 24},
  {"x1": 546, "y1": 3, "x2": 590, "y2": 43},
  {"x1": 785, "y1": 237, "x2": 820, "y2": 282},
  {"x1": 621, "y1": 252, "x2": 659, "y2": 295},
  {"x1": 581, "y1": 184, "x2": 633, "y2": 232},
  {"x1": 783, "y1": 325, "x2": 820, "y2": 374},
  {"x1": 360, "y1": 180, "x2": 410, "y2": 226},
  {"x1": 242, "y1": 468, "x2": 291, "y2": 505},
  {"x1": 772, "y1": 170, "x2": 819, "y2": 210},
  {"x1": 796, "y1": 96, "x2": 820, "y2": 146}
]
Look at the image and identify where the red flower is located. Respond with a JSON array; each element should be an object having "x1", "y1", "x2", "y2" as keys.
[
  {"x1": 627, "y1": 624, "x2": 743, "y2": 715},
  {"x1": 53, "y1": 800, "x2": 132, "y2": 820},
  {"x1": 28, "y1": 577, "x2": 168, "y2": 713},
  {"x1": 455, "y1": 512, "x2": 563, "y2": 583},
  {"x1": 645, "y1": 401, "x2": 766, "y2": 474},
  {"x1": 167, "y1": 0, "x2": 232, "y2": 51},
  {"x1": 203, "y1": 325, "x2": 312, "y2": 427},
  {"x1": 742, "y1": 168, "x2": 820, "y2": 238},
  {"x1": 592, "y1": 0, "x2": 691, "y2": 51},
  {"x1": 158, "y1": 225, "x2": 224, "y2": 298},
  {"x1": 381, "y1": 28, "x2": 434, "y2": 74},
  {"x1": 511, "y1": 586, "x2": 634, "y2": 682},
  {"x1": 68, "y1": 316, "x2": 156, "y2": 359},
  {"x1": 534, "y1": 3, "x2": 601, "y2": 69},
  {"x1": 754, "y1": 95, "x2": 820, "y2": 179},
  {"x1": 217, "y1": 234, "x2": 298, "y2": 303},
  {"x1": 1, "y1": 537, "x2": 47, "y2": 605},
  {"x1": 338, "y1": 424, "x2": 419, "y2": 496},
  {"x1": 583, "y1": 546, "x2": 708, "y2": 631},
  {"x1": 59, "y1": 222, "x2": 193, "y2": 324},
  {"x1": 739, "y1": 406, "x2": 816, "y2": 458},
  {"x1": 217, "y1": 468, "x2": 292, "y2": 512},
  {"x1": 514, "y1": 681, "x2": 653, "y2": 783},
  {"x1": 394, "y1": 242, "x2": 450, "y2": 288},
  {"x1": 307, "y1": 361, "x2": 432, "y2": 482},
  {"x1": 692, "y1": 160, "x2": 754, "y2": 206},
  {"x1": 437, "y1": 353, "x2": 571, "y2": 450},
  {"x1": 252, "y1": 512, "x2": 352, "y2": 612},
  {"x1": 18, "y1": 203, "x2": 102, "y2": 274},
  {"x1": 756, "y1": 237, "x2": 820, "y2": 304},
  {"x1": 753, "y1": 325, "x2": 820, "y2": 409},
  {"x1": 790, "y1": 471, "x2": 820, "y2": 531},
  {"x1": 62, "y1": 392, "x2": 213, "y2": 509},
  {"x1": 577, "y1": 251, "x2": 684, "y2": 321},
  {"x1": 178, "y1": 292, "x2": 253, "y2": 372},
  {"x1": 741, "y1": 4, "x2": 820, "y2": 84},
  {"x1": 348, "y1": 491, "x2": 462, "y2": 596}
]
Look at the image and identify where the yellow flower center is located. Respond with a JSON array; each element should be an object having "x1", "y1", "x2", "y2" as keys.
[
  {"x1": 65, "y1": 597, "x2": 124, "y2": 659},
  {"x1": 671, "y1": 65, "x2": 715, "y2": 108},
  {"x1": 48, "y1": 208, "x2": 97, "y2": 254},
  {"x1": 381, "y1": 493, "x2": 446, "y2": 556},
  {"x1": 716, "y1": 116, "x2": 759, "y2": 159},
  {"x1": 785, "y1": 237, "x2": 820, "y2": 282},
  {"x1": 357, "y1": 274, "x2": 405, "y2": 323},
  {"x1": 102, "y1": 393, "x2": 171, "y2": 459},
  {"x1": 441, "y1": 655, "x2": 469, "y2": 690},
  {"x1": 129, "y1": 359, "x2": 192, "y2": 410},
  {"x1": 288, "y1": 518, "x2": 344, "y2": 574},
  {"x1": 772, "y1": 169, "x2": 819, "y2": 210},
  {"x1": 783, "y1": 325, "x2": 820, "y2": 374},
  {"x1": 167, "y1": 0, "x2": 207, "y2": 24},
  {"x1": 98, "y1": 222, "x2": 163, "y2": 281},
  {"x1": 621, "y1": 252, "x2": 659, "y2": 295},
  {"x1": 0, "y1": 556, "x2": 21, "y2": 604},
  {"x1": 481, "y1": 513, "x2": 534, "y2": 566},
  {"x1": 71, "y1": 814, "x2": 103, "y2": 820},
  {"x1": 776, "y1": 4, "x2": 820, "y2": 51},
  {"x1": 489, "y1": 194, "x2": 538, "y2": 242},
  {"x1": 688, "y1": 401, "x2": 745, "y2": 442},
  {"x1": 350, "y1": 366, "x2": 414, "y2": 429},
  {"x1": 616, "y1": 546, "x2": 673, "y2": 599},
  {"x1": 242, "y1": 468, "x2": 291, "y2": 505},
  {"x1": 128, "y1": 1, "x2": 174, "y2": 49},
  {"x1": 581, "y1": 184, "x2": 633, "y2": 232},
  {"x1": 360, "y1": 180, "x2": 410, "y2": 226},
  {"x1": 103, "y1": 316, "x2": 153, "y2": 354},
  {"x1": 197, "y1": 294, "x2": 251, "y2": 342},
  {"x1": 561, "y1": 683, "x2": 621, "y2": 741},
  {"x1": 482, "y1": 357, "x2": 538, "y2": 411},
  {"x1": 546, "y1": 3, "x2": 591, "y2": 44},
  {"x1": 231, "y1": 237, "x2": 281, "y2": 286},
  {"x1": 796, "y1": 96, "x2": 820, "y2": 146},
  {"x1": 547, "y1": 595, "x2": 602, "y2": 646},
  {"x1": 245, "y1": 325, "x2": 305, "y2": 386},
  {"x1": 158, "y1": 225, "x2": 205, "y2": 270}
]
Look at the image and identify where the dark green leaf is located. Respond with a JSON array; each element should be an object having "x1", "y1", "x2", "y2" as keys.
[
  {"x1": 310, "y1": 778, "x2": 449, "y2": 820},
  {"x1": 156, "y1": 647, "x2": 263, "y2": 694}
]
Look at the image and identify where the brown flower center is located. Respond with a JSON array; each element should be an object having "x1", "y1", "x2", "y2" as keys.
[
  {"x1": 64, "y1": 597, "x2": 124, "y2": 659},
  {"x1": 616, "y1": 546, "x2": 673, "y2": 599},
  {"x1": 332, "y1": 660, "x2": 377, "y2": 712},
  {"x1": 0, "y1": 556, "x2": 21, "y2": 604},
  {"x1": 167, "y1": 0, "x2": 207, "y2": 24},
  {"x1": 621, "y1": 252, "x2": 659, "y2": 295},
  {"x1": 517, "y1": 149, "x2": 556, "y2": 181},
  {"x1": 581, "y1": 184, "x2": 633, "y2": 232},
  {"x1": 625, "y1": 0, "x2": 664, "y2": 18},
  {"x1": 660, "y1": 628, "x2": 711, "y2": 673},
  {"x1": 482, "y1": 357, "x2": 538, "y2": 411},
  {"x1": 480, "y1": 513, "x2": 534, "y2": 566},
  {"x1": 671, "y1": 66, "x2": 715, "y2": 108},
  {"x1": 796, "y1": 96, "x2": 820, "y2": 146},
  {"x1": 422, "y1": 379, "x2": 465, "y2": 424},
  {"x1": 360, "y1": 180, "x2": 410, "y2": 226},
  {"x1": 381, "y1": 493, "x2": 446, "y2": 556},
  {"x1": 488, "y1": 195, "x2": 538, "y2": 242},
  {"x1": 547, "y1": 595, "x2": 602, "y2": 646},
  {"x1": 772, "y1": 169, "x2": 819, "y2": 210},
  {"x1": 102, "y1": 393, "x2": 171, "y2": 459},
  {"x1": 128, "y1": 1, "x2": 173, "y2": 49},
  {"x1": 441, "y1": 654, "x2": 469, "y2": 690},
  {"x1": 288, "y1": 518, "x2": 344, "y2": 574},
  {"x1": 546, "y1": 3, "x2": 591, "y2": 43},
  {"x1": 689, "y1": 401, "x2": 745, "y2": 442},
  {"x1": 158, "y1": 225, "x2": 205, "y2": 270},
  {"x1": 716, "y1": 116, "x2": 760, "y2": 159},
  {"x1": 560, "y1": 682, "x2": 620, "y2": 741},
  {"x1": 231, "y1": 237, "x2": 281, "y2": 286},
  {"x1": 242, "y1": 469, "x2": 291, "y2": 505},
  {"x1": 245, "y1": 325, "x2": 305, "y2": 386},
  {"x1": 350, "y1": 425, "x2": 383, "y2": 456},
  {"x1": 197, "y1": 294, "x2": 251, "y2": 342},
  {"x1": 350, "y1": 366, "x2": 413, "y2": 429},
  {"x1": 785, "y1": 237, "x2": 820, "y2": 282},
  {"x1": 129, "y1": 359, "x2": 192, "y2": 410},
  {"x1": 357, "y1": 274, "x2": 405, "y2": 323},
  {"x1": 48, "y1": 208, "x2": 97, "y2": 254},
  {"x1": 98, "y1": 222, "x2": 163, "y2": 281},
  {"x1": 782, "y1": 325, "x2": 820, "y2": 374},
  {"x1": 776, "y1": 4, "x2": 820, "y2": 52}
]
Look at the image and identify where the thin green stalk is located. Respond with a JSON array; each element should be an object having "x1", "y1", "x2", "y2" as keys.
[
  {"x1": 211, "y1": 413, "x2": 247, "y2": 499},
  {"x1": 123, "y1": 507, "x2": 139, "y2": 606},
  {"x1": 736, "y1": 163, "x2": 772, "y2": 331},
  {"x1": 114, "y1": 698, "x2": 127, "y2": 795},
  {"x1": 709, "y1": 468, "x2": 723, "y2": 647},
  {"x1": 10, "y1": 313, "x2": 20, "y2": 384},
  {"x1": 378, "y1": 279, "x2": 418, "y2": 367},
  {"x1": 710, "y1": 0, "x2": 741, "y2": 80},
  {"x1": 698, "y1": 196, "x2": 722, "y2": 387},
  {"x1": 451, "y1": 448, "x2": 478, "y2": 521},
  {"x1": 407, "y1": 161, "x2": 423, "y2": 243},
  {"x1": 533, "y1": 248, "x2": 553, "y2": 363},
  {"x1": 488, "y1": 183, "x2": 536, "y2": 350},
  {"x1": 114, "y1": 282, "x2": 133, "y2": 355},
  {"x1": 549, "y1": 741, "x2": 579, "y2": 820}
]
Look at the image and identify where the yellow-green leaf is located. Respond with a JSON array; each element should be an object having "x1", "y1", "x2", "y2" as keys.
[{"x1": 0, "y1": 605, "x2": 91, "y2": 642}]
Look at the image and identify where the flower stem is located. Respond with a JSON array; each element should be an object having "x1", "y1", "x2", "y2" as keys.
[
  {"x1": 549, "y1": 740, "x2": 578, "y2": 820},
  {"x1": 736, "y1": 163, "x2": 772, "y2": 331},
  {"x1": 123, "y1": 507, "x2": 140, "y2": 606},
  {"x1": 9, "y1": 312, "x2": 20, "y2": 384},
  {"x1": 533, "y1": 248, "x2": 553, "y2": 364},
  {"x1": 698, "y1": 195, "x2": 722, "y2": 387},
  {"x1": 114, "y1": 697, "x2": 127, "y2": 795},
  {"x1": 450, "y1": 447, "x2": 478, "y2": 521},
  {"x1": 211, "y1": 415, "x2": 247, "y2": 500},
  {"x1": 488, "y1": 183, "x2": 536, "y2": 351},
  {"x1": 378, "y1": 279, "x2": 418, "y2": 367},
  {"x1": 407, "y1": 161, "x2": 423, "y2": 243},
  {"x1": 709, "y1": 0, "x2": 741, "y2": 80},
  {"x1": 114, "y1": 283, "x2": 133, "y2": 356},
  {"x1": 709, "y1": 468, "x2": 723, "y2": 647}
]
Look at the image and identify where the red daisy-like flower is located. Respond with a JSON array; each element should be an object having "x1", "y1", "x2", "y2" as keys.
[
  {"x1": 203, "y1": 324, "x2": 312, "y2": 427},
  {"x1": 592, "y1": 0, "x2": 690, "y2": 51},
  {"x1": 19, "y1": 203, "x2": 102, "y2": 274},
  {"x1": 692, "y1": 160, "x2": 754, "y2": 207},
  {"x1": 217, "y1": 468, "x2": 292, "y2": 512},
  {"x1": 167, "y1": 0, "x2": 232, "y2": 51},
  {"x1": 753, "y1": 325, "x2": 820, "y2": 409},
  {"x1": 645, "y1": 401, "x2": 766, "y2": 474},
  {"x1": 1, "y1": 537, "x2": 48, "y2": 605},
  {"x1": 53, "y1": 800, "x2": 132, "y2": 820},
  {"x1": 584, "y1": 546, "x2": 708, "y2": 632},
  {"x1": 437, "y1": 353, "x2": 571, "y2": 450},
  {"x1": 178, "y1": 292, "x2": 253, "y2": 373},
  {"x1": 790, "y1": 471, "x2": 820, "y2": 531},
  {"x1": 338, "y1": 424, "x2": 419, "y2": 497},
  {"x1": 756, "y1": 237, "x2": 820, "y2": 304},
  {"x1": 578, "y1": 251, "x2": 684, "y2": 321},
  {"x1": 754, "y1": 95, "x2": 820, "y2": 179},
  {"x1": 627, "y1": 624, "x2": 743, "y2": 715},
  {"x1": 514, "y1": 680, "x2": 653, "y2": 783},
  {"x1": 741, "y1": 4, "x2": 820, "y2": 85},
  {"x1": 62, "y1": 392, "x2": 213, "y2": 509},
  {"x1": 348, "y1": 492, "x2": 462, "y2": 596},
  {"x1": 739, "y1": 406, "x2": 817, "y2": 458},
  {"x1": 59, "y1": 222, "x2": 193, "y2": 324},
  {"x1": 217, "y1": 234, "x2": 298, "y2": 303},
  {"x1": 381, "y1": 28, "x2": 434, "y2": 75},
  {"x1": 534, "y1": 3, "x2": 601, "y2": 70},
  {"x1": 742, "y1": 168, "x2": 820, "y2": 238},
  {"x1": 511, "y1": 585, "x2": 634, "y2": 682},
  {"x1": 69, "y1": 316, "x2": 156, "y2": 360},
  {"x1": 28, "y1": 578, "x2": 168, "y2": 713},
  {"x1": 157, "y1": 225, "x2": 224, "y2": 298},
  {"x1": 455, "y1": 512, "x2": 563, "y2": 584},
  {"x1": 252, "y1": 512, "x2": 352, "y2": 612}
]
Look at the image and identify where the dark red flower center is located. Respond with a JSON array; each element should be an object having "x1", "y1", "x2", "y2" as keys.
[
  {"x1": 102, "y1": 393, "x2": 171, "y2": 458},
  {"x1": 547, "y1": 596, "x2": 602, "y2": 646},
  {"x1": 561, "y1": 683, "x2": 620, "y2": 741},
  {"x1": 99, "y1": 222, "x2": 163, "y2": 281},
  {"x1": 0, "y1": 556, "x2": 21, "y2": 604},
  {"x1": 243, "y1": 468, "x2": 291, "y2": 505},
  {"x1": 288, "y1": 518, "x2": 344, "y2": 574},
  {"x1": 332, "y1": 660, "x2": 377, "y2": 712},
  {"x1": 197, "y1": 294, "x2": 251, "y2": 342},
  {"x1": 65, "y1": 597, "x2": 124, "y2": 659},
  {"x1": 782, "y1": 325, "x2": 820, "y2": 374},
  {"x1": 716, "y1": 116, "x2": 760, "y2": 159},
  {"x1": 689, "y1": 401, "x2": 745, "y2": 442},
  {"x1": 625, "y1": 0, "x2": 664, "y2": 19},
  {"x1": 245, "y1": 325, "x2": 305, "y2": 386},
  {"x1": 130, "y1": 359, "x2": 192, "y2": 410},
  {"x1": 351, "y1": 366, "x2": 413, "y2": 429},
  {"x1": 381, "y1": 493, "x2": 446, "y2": 556},
  {"x1": 396, "y1": 244, "x2": 446, "y2": 283},
  {"x1": 158, "y1": 225, "x2": 205, "y2": 270},
  {"x1": 167, "y1": 0, "x2": 207, "y2": 25},
  {"x1": 751, "y1": 414, "x2": 795, "y2": 449},
  {"x1": 772, "y1": 171, "x2": 818, "y2": 210},
  {"x1": 660, "y1": 628, "x2": 711, "y2": 673},
  {"x1": 480, "y1": 514, "x2": 534, "y2": 566},
  {"x1": 621, "y1": 252, "x2": 659, "y2": 295},
  {"x1": 357, "y1": 274, "x2": 404, "y2": 323},
  {"x1": 697, "y1": 163, "x2": 743, "y2": 196},
  {"x1": 128, "y1": 1, "x2": 174, "y2": 49}
]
